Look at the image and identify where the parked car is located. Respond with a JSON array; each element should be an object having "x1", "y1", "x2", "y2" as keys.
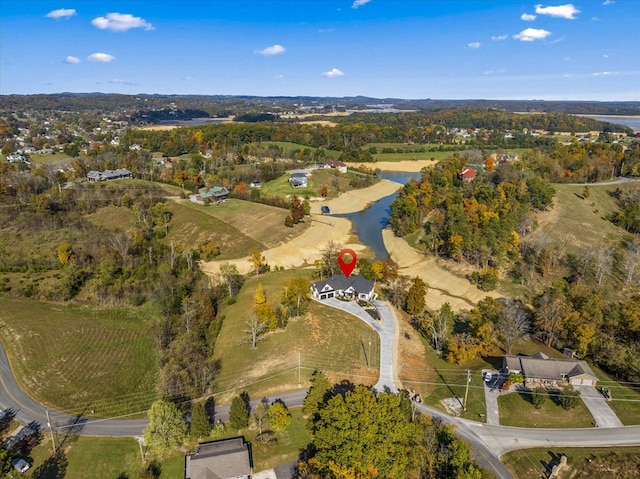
[
  {"x1": 484, "y1": 372, "x2": 493, "y2": 382},
  {"x1": 321, "y1": 205, "x2": 331, "y2": 215},
  {"x1": 12, "y1": 458, "x2": 30, "y2": 473}
]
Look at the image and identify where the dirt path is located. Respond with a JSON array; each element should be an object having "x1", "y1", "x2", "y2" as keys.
[{"x1": 382, "y1": 229, "x2": 498, "y2": 311}]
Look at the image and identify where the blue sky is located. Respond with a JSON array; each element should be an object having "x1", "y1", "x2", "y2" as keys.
[{"x1": 1, "y1": 0, "x2": 639, "y2": 100}]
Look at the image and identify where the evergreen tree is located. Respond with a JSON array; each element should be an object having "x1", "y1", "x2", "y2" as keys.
[
  {"x1": 190, "y1": 400, "x2": 211, "y2": 438},
  {"x1": 303, "y1": 370, "x2": 332, "y2": 417},
  {"x1": 229, "y1": 392, "x2": 250, "y2": 429}
]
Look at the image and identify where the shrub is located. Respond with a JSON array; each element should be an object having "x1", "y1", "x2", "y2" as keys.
[
  {"x1": 558, "y1": 388, "x2": 581, "y2": 410},
  {"x1": 531, "y1": 387, "x2": 547, "y2": 409}
]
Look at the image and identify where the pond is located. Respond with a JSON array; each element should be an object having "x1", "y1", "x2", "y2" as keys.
[{"x1": 336, "y1": 171, "x2": 421, "y2": 259}]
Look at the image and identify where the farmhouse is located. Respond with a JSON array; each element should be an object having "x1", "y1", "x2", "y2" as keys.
[
  {"x1": 311, "y1": 274, "x2": 377, "y2": 301},
  {"x1": 289, "y1": 172, "x2": 308, "y2": 188},
  {"x1": 323, "y1": 159, "x2": 348, "y2": 173},
  {"x1": 189, "y1": 186, "x2": 230, "y2": 205},
  {"x1": 184, "y1": 437, "x2": 252, "y2": 479},
  {"x1": 502, "y1": 352, "x2": 598, "y2": 387},
  {"x1": 457, "y1": 167, "x2": 476, "y2": 182},
  {"x1": 86, "y1": 168, "x2": 133, "y2": 182}
]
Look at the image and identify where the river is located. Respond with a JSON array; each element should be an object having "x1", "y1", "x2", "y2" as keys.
[
  {"x1": 336, "y1": 171, "x2": 421, "y2": 259},
  {"x1": 587, "y1": 116, "x2": 640, "y2": 131}
]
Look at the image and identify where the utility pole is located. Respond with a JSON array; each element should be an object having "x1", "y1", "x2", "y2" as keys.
[
  {"x1": 46, "y1": 410, "x2": 57, "y2": 454},
  {"x1": 463, "y1": 370, "x2": 471, "y2": 412},
  {"x1": 368, "y1": 341, "x2": 372, "y2": 370},
  {"x1": 298, "y1": 351, "x2": 301, "y2": 388}
]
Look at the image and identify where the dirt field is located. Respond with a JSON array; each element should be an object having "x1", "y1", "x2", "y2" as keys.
[
  {"x1": 353, "y1": 159, "x2": 438, "y2": 172},
  {"x1": 309, "y1": 179, "x2": 402, "y2": 214}
]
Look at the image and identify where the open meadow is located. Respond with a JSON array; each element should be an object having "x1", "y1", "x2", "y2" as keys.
[
  {"x1": 0, "y1": 297, "x2": 159, "y2": 417},
  {"x1": 211, "y1": 269, "x2": 380, "y2": 404}
]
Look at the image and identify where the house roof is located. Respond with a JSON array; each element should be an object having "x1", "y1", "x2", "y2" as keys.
[
  {"x1": 312, "y1": 274, "x2": 374, "y2": 295},
  {"x1": 458, "y1": 167, "x2": 477, "y2": 179},
  {"x1": 185, "y1": 437, "x2": 252, "y2": 479},
  {"x1": 504, "y1": 354, "x2": 597, "y2": 381},
  {"x1": 290, "y1": 172, "x2": 307, "y2": 178}
]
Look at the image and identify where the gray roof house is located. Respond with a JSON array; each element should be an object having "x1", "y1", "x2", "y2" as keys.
[
  {"x1": 311, "y1": 274, "x2": 376, "y2": 301},
  {"x1": 86, "y1": 168, "x2": 133, "y2": 182},
  {"x1": 502, "y1": 352, "x2": 598, "y2": 387},
  {"x1": 289, "y1": 172, "x2": 308, "y2": 188},
  {"x1": 184, "y1": 437, "x2": 252, "y2": 479}
]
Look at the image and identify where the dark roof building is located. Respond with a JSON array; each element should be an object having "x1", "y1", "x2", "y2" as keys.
[
  {"x1": 502, "y1": 352, "x2": 598, "y2": 387},
  {"x1": 184, "y1": 437, "x2": 252, "y2": 479},
  {"x1": 311, "y1": 274, "x2": 376, "y2": 301},
  {"x1": 87, "y1": 168, "x2": 133, "y2": 181}
]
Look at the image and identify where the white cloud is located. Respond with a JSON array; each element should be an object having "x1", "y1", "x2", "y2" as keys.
[
  {"x1": 593, "y1": 71, "x2": 619, "y2": 76},
  {"x1": 468, "y1": 42, "x2": 481, "y2": 49},
  {"x1": 535, "y1": 4, "x2": 580, "y2": 19},
  {"x1": 46, "y1": 8, "x2": 76, "y2": 19},
  {"x1": 352, "y1": 0, "x2": 371, "y2": 8},
  {"x1": 65, "y1": 56, "x2": 80, "y2": 64},
  {"x1": 183, "y1": 76, "x2": 194, "y2": 81},
  {"x1": 274, "y1": 74, "x2": 284, "y2": 80},
  {"x1": 513, "y1": 28, "x2": 552, "y2": 41},
  {"x1": 109, "y1": 79, "x2": 137, "y2": 85},
  {"x1": 91, "y1": 12, "x2": 154, "y2": 31},
  {"x1": 603, "y1": 0, "x2": 614, "y2": 5},
  {"x1": 521, "y1": 13, "x2": 537, "y2": 21},
  {"x1": 323, "y1": 68, "x2": 344, "y2": 78},
  {"x1": 603, "y1": 54, "x2": 609, "y2": 58},
  {"x1": 257, "y1": 44, "x2": 286, "y2": 56},
  {"x1": 491, "y1": 34, "x2": 508, "y2": 41},
  {"x1": 483, "y1": 70, "x2": 494, "y2": 75},
  {"x1": 88, "y1": 53, "x2": 115, "y2": 62}
]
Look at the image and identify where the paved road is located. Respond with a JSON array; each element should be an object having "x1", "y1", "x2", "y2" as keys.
[{"x1": 568, "y1": 176, "x2": 640, "y2": 187}]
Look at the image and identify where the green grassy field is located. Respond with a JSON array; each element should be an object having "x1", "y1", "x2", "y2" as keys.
[
  {"x1": 497, "y1": 389, "x2": 595, "y2": 428},
  {"x1": 27, "y1": 436, "x2": 184, "y2": 479},
  {"x1": 165, "y1": 199, "x2": 301, "y2": 260},
  {"x1": 502, "y1": 446, "x2": 640, "y2": 479},
  {"x1": 249, "y1": 141, "x2": 342, "y2": 159},
  {"x1": 258, "y1": 168, "x2": 377, "y2": 200},
  {"x1": 592, "y1": 365, "x2": 640, "y2": 425},
  {"x1": 212, "y1": 269, "x2": 380, "y2": 404},
  {"x1": 0, "y1": 296, "x2": 159, "y2": 417}
]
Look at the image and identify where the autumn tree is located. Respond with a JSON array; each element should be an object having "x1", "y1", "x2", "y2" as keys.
[
  {"x1": 253, "y1": 400, "x2": 269, "y2": 434},
  {"x1": 497, "y1": 300, "x2": 530, "y2": 354},
  {"x1": 290, "y1": 195, "x2": 304, "y2": 224},
  {"x1": 280, "y1": 277, "x2": 310, "y2": 318},
  {"x1": 242, "y1": 316, "x2": 266, "y2": 349},
  {"x1": 406, "y1": 277, "x2": 427, "y2": 315},
  {"x1": 319, "y1": 241, "x2": 341, "y2": 277},
  {"x1": 219, "y1": 263, "x2": 242, "y2": 298},
  {"x1": 248, "y1": 250, "x2": 268, "y2": 276},
  {"x1": 57, "y1": 242, "x2": 76, "y2": 265},
  {"x1": 421, "y1": 302, "x2": 454, "y2": 353},
  {"x1": 268, "y1": 401, "x2": 292, "y2": 430},
  {"x1": 308, "y1": 386, "x2": 417, "y2": 478}
]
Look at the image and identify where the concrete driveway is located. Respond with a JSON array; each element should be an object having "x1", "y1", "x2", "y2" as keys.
[
  {"x1": 318, "y1": 298, "x2": 398, "y2": 393},
  {"x1": 482, "y1": 371, "x2": 500, "y2": 426},
  {"x1": 574, "y1": 385, "x2": 624, "y2": 428}
]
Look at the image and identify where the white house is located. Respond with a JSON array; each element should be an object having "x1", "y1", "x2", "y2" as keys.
[
  {"x1": 289, "y1": 172, "x2": 308, "y2": 188},
  {"x1": 311, "y1": 274, "x2": 377, "y2": 301}
]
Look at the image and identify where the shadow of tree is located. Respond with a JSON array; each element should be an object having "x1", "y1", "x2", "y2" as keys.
[{"x1": 31, "y1": 452, "x2": 68, "y2": 479}]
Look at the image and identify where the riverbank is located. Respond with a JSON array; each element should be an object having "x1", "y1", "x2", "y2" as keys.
[
  {"x1": 355, "y1": 159, "x2": 437, "y2": 172},
  {"x1": 310, "y1": 179, "x2": 402, "y2": 215},
  {"x1": 382, "y1": 229, "x2": 497, "y2": 311}
]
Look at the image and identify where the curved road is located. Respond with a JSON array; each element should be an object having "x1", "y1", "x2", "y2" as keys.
[{"x1": 2, "y1": 301, "x2": 640, "y2": 478}]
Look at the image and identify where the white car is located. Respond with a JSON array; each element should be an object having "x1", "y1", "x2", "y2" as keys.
[{"x1": 484, "y1": 372, "x2": 493, "y2": 382}]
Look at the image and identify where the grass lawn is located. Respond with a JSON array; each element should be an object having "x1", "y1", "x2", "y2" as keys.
[
  {"x1": 592, "y1": 364, "x2": 640, "y2": 425},
  {"x1": 502, "y1": 446, "x2": 640, "y2": 479},
  {"x1": 0, "y1": 296, "x2": 159, "y2": 417},
  {"x1": 197, "y1": 406, "x2": 311, "y2": 472},
  {"x1": 25, "y1": 152, "x2": 74, "y2": 164},
  {"x1": 170, "y1": 198, "x2": 306, "y2": 251},
  {"x1": 497, "y1": 389, "x2": 595, "y2": 428},
  {"x1": 259, "y1": 169, "x2": 378, "y2": 200},
  {"x1": 26, "y1": 436, "x2": 184, "y2": 479},
  {"x1": 249, "y1": 141, "x2": 342, "y2": 159},
  {"x1": 402, "y1": 337, "x2": 490, "y2": 422},
  {"x1": 212, "y1": 269, "x2": 380, "y2": 404}
]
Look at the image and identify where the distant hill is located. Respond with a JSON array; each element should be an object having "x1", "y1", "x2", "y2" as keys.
[{"x1": 1, "y1": 93, "x2": 639, "y2": 116}]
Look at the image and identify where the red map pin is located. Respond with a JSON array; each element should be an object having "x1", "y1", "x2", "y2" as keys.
[{"x1": 337, "y1": 248, "x2": 357, "y2": 277}]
